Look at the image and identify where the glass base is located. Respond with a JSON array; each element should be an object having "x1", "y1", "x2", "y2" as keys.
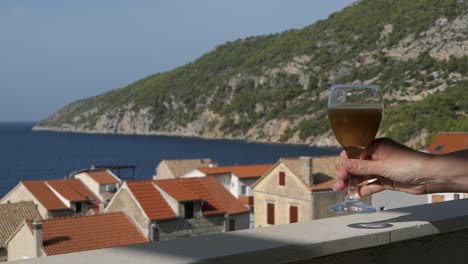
[{"x1": 329, "y1": 198, "x2": 376, "y2": 213}]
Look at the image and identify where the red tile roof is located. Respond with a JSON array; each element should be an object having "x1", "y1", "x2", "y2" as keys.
[
  {"x1": 162, "y1": 177, "x2": 249, "y2": 215},
  {"x1": 22, "y1": 181, "x2": 68, "y2": 211},
  {"x1": 127, "y1": 178, "x2": 249, "y2": 219},
  {"x1": 200, "y1": 177, "x2": 250, "y2": 215},
  {"x1": 47, "y1": 179, "x2": 101, "y2": 204},
  {"x1": 427, "y1": 132, "x2": 468, "y2": 154},
  {"x1": 155, "y1": 180, "x2": 201, "y2": 202},
  {"x1": 27, "y1": 213, "x2": 149, "y2": 256},
  {"x1": 198, "y1": 164, "x2": 273, "y2": 179},
  {"x1": 126, "y1": 181, "x2": 177, "y2": 220},
  {"x1": 86, "y1": 171, "x2": 120, "y2": 184}
]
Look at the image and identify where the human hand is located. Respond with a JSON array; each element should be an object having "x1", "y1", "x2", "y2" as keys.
[{"x1": 333, "y1": 138, "x2": 455, "y2": 196}]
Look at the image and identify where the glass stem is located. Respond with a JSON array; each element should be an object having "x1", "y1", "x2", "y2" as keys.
[
  {"x1": 344, "y1": 147, "x2": 364, "y2": 202},
  {"x1": 346, "y1": 174, "x2": 360, "y2": 200}
]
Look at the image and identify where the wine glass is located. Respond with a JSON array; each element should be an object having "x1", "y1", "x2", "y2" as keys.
[{"x1": 328, "y1": 84, "x2": 383, "y2": 213}]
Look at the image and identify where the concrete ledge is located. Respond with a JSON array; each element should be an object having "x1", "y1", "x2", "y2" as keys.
[{"x1": 16, "y1": 199, "x2": 468, "y2": 264}]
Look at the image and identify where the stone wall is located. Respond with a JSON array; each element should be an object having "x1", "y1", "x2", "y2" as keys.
[
  {"x1": 105, "y1": 187, "x2": 149, "y2": 235},
  {"x1": 6, "y1": 224, "x2": 37, "y2": 261},
  {"x1": 155, "y1": 215, "x2": 225, "y2": 241},
  {"x1": 254, "y1": 163, "x2": 312, "y2": 227},
  {"x1": 9, "y1": 199, "x2": 468, "y2": 264},
  {"x1": 228, "y1": 213, "x2": 250, "y2": 231}
]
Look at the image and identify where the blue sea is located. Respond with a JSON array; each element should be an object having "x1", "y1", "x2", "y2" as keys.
[{"x1": 0, "y1": 122, "x2": 340, "y2": 197}]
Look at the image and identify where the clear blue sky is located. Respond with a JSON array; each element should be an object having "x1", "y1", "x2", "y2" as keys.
[{"x1": 0, "y1": 0, "x2": 355, "y2": 122}]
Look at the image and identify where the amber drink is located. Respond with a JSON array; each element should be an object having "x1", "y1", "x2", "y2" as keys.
[
  {"x1": 328, "y1": 107, "x2": 382, "y2": 159},
  {"x1": 328, "y1": 84, "x2": 383, "y2": 213}
]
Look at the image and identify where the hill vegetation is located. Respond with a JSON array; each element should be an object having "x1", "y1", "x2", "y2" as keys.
[{"x1": 36, "y1": 0, "x2": 468, "y2": 148}]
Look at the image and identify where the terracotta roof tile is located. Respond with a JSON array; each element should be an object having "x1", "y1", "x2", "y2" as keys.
[
  {"x1": 155, "y1": 180, "x2": 201, "y2": 202},
  {"x1": 162, "y1": 159, "x2": 212, "y2": 178},
  {"x1": 47, "y1": 179, "x2": 101, "y2": 204},
  {"x1": 27, "y1": 213, "x2": 148, "y2": 256},
  {"x1": 181, "y1": 177, "x2": 249, "y2": 215},
  {"x1": 126, "y1": 181, "x2": 177, "y2": 220},
  {"x1": 22, "y1": 181, "x2": 68, "y2": 211},
  {"x1": 129, "y1": 178, "x2": 249, "y2": 218},
  {"x1": 0, "y1": 201, "x2": 42, "y2": 247},
  {"x1": 427, "y1": 132, "x2": 468, "y2": 154},
  {"x1": 86, "y1": 171, "x2": 120, "y2": 184},
  {"x1": 198, "y1": 164, "x2": 273, "y2": 179}
]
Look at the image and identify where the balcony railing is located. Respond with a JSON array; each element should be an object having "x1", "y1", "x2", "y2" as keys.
[{"x1": 15, "y1": 199, "x2": 468, "y2": 264}]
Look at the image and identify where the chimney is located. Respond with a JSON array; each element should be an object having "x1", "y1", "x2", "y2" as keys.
[
  {"x1": 149, "y1": 223, "x2": 159, "y2": 241},
  {"x1": 32, "y1": 220, "x2": 43, "y2": 257},
  {"x1": 308, "y1": 157, "x2": 313, "y2": 185},
  {"x1": 300, "y1": 157, "x2": 313, "y2": 185},
  {"x1": 208, "y1": 161, "x2": 218, "y2": 168},
  {"x1": 99, "y1": 203, "x2": 105, "y2": 214}
]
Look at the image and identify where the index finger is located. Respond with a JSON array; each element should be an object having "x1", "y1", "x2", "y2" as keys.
[{"x1": 340, "y1": 150, "x2": 348, "y2": 160}]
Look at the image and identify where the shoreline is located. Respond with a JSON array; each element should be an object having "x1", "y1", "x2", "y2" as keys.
[{"x1": 32, "y1": 125, "x2": 341, "y2": 149}]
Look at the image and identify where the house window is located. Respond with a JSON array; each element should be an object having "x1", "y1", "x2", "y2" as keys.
[
  {"x1": 267, "y1": 203, "x2": 275, "y2": 225},
  {"x1": 105, "y1": 184, "x2": 117, "y2": 193},
  {"x1": 241, "y1": 185, "x2": 247, "y2": 195},
  {"x1": 289, "y1": 205, "x2": 298, "y2": 223},
  {"x1": 184, "y1": 202, "x2": 194, "y2": 219},
  {"x1": 229, "y1": 219, "x2": 236, "y2": 231},
  {"x1": 75, "y1": 202, "x2": 82, "y2": 213},
  {"x1": 434, "y1": 144, "x2": 443, "y2": 153},
  {"x1": 279, "y1": 171, "x2": 285, "y2": 186}
]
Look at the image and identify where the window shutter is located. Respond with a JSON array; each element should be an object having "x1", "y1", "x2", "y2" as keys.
[
  {"x1": 289, "y1": 205, "x2": 298, "y2": 223},
  {"x1": 279, "y1": 172, "x2": 285, "y2": 186},
  {"x1": 267, "y1": 203, "x2": 275, "y2": 225}
]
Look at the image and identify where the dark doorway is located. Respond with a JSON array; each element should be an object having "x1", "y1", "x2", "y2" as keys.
[
  {"x1": 75, "y1": 202, "x2": 82, "y2": 213},
  {"x1": 229, "y1": 219, "x2": 236, "y2": 231},
  {"x1": 185, "y1": 202, "x2": 194, "y2": 219}
]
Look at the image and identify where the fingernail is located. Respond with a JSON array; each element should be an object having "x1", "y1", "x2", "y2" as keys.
[{"x1": 331, "y1": 185, "x2": 336, "y2": 191}]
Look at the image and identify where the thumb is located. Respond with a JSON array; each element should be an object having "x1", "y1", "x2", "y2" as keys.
[{"x1": 341, "y1": 159, "x2": 384, "y2": 176}]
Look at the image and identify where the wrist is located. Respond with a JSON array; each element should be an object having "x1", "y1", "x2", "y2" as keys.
[
  {"x1": 428, "y1": 151, "x2": 468, "y2": 185},
  {"x1": 419, "y1": 153, "x2": 440, "y2": 183}
]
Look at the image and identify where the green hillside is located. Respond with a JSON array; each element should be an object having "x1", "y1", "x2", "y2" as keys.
[{"x1": 36, "y1": 0, "x2": 468, "y2": 148}]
